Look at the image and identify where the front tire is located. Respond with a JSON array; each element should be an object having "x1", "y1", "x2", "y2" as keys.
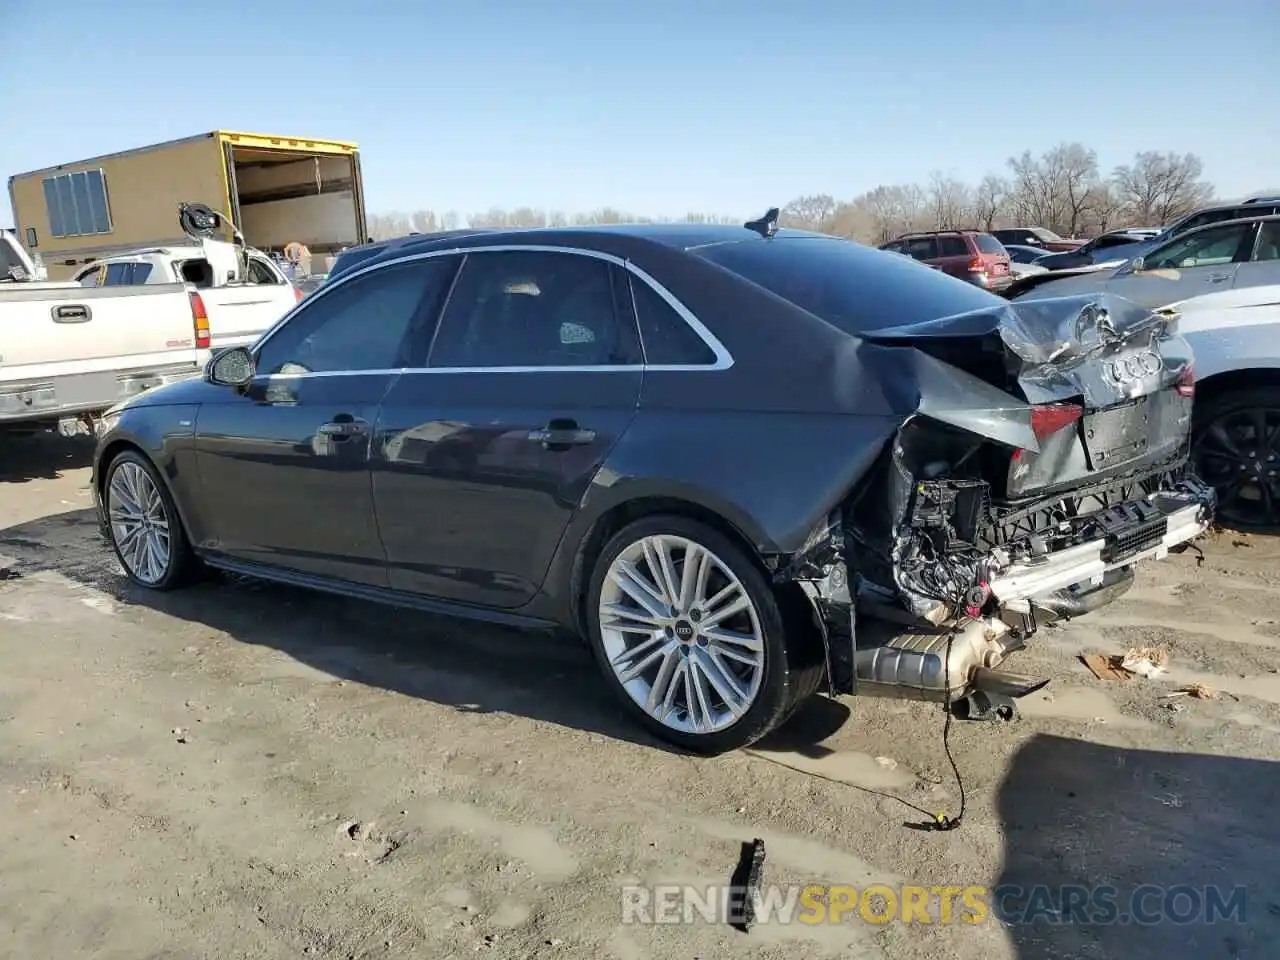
[
  {"x1": 585, "y1": 514, "x2": 820, "y2": 754},
  {"x1": 1191, "y1": 386, "x2": 1280, "y2": 533},
  {"x1": 103, "y1": 449, "x2": 196, "y2": 590}
]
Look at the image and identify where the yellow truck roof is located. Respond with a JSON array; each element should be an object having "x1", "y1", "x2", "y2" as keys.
[{"x1": 9, "y1": 131, "x2": 359, "y2": 180}]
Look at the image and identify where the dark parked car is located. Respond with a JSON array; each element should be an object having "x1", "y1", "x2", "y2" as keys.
[
  {"x1": 1035, "y1": 200, "x2": 1280, "y2": 274},
  {"x1": 990, "y1": 228, "x2": 1084, "y2": 252},
  {"x1": 877, "y1": 230, "x2": 1013, "y2": 292},
  {"x1": 1032, "y1": 229, "x2": 1164, "y2": 272},
  {"x1": 91, "y1": 219, "x2": 1215, "y2": 752},
  {"x1": 1004, "y1": 244, "x2": 1058, "y2": 266}
]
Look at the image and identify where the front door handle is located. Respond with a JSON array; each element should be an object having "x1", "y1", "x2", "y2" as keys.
[
  {"x1": 317, "y1": 417, "x2": 368, "y2": 440},
  {"x1": 528, "y1": 419, "x2": 596, "y2": 448}
]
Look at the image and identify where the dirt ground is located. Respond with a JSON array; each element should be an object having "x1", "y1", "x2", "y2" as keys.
[{"x1": 2, "y1": 434, "x2": 1278, "y2": 960}]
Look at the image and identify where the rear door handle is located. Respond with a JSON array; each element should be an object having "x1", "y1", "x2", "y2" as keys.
[
  {"x1": 52, "y1": 304, "x2": 92, "y2": 323},
  {"x1": 1207, "y1": 273, "x2": 1232, "y2": 283},
  {"x1": 528, "y1": 420, "x2": 596, "y2": 448},
  {"x1": 317, "y1": 417, "x2": 368, "y2": 440}
]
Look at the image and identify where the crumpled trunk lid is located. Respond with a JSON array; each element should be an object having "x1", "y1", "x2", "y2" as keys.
[{"x1": 861, "y1": 293, "x2": 1195, "y2": 500}]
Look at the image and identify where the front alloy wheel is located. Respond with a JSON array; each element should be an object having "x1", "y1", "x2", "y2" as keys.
[
  {"x1": 586, "y1": 515, "x2": 821, "y2": 753},
  {"x1": 104, "y1": 451, "x2": 194, "y2": 590}
]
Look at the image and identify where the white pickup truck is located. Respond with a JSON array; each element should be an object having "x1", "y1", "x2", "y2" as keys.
[
  {"x1": 1, "y1": 208, "x2": 299, "y2": 435},
  {"x1": 71, "y1": 239, "x2": 301, "y2": 350}
]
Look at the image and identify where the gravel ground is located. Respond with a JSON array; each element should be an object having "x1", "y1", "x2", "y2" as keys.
[{"x1": 1, "y1": 434, "x2": 1278, "y2": 960}]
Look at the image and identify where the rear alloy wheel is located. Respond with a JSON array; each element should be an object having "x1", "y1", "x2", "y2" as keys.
[
  {"x1": 586, "y1": 515, "x2": 819, "y2": 754},
  {"x1": 104, "y1": 450, "x2": 195, "y2": 590},
  {"x1": 1191, "y1": 387, "x2": 1280, "y2": 533}
]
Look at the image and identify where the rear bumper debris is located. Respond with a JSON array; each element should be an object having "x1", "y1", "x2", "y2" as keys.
[
  {"x1": 782, "y1": 472, "x2": 1215, "y2": 704},
  {"x1": 986, "y1": 477, "x2": 1213, "y2": 607}
]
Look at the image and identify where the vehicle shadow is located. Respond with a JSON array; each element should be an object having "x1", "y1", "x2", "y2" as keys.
[
  {"x1": 0, "y1": 506, "x2": 846, "y2": 755},
  {"x1": 995, "y1": 734, "x2": 1280, "y2": 959},
  {"x1": 0, "y1": 433, "x2": 95, "y2": 483}
]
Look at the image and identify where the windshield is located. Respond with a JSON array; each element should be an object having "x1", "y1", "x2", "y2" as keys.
[
  {"x1": 694, "y1": 236, "x2": 1004, "y2": 335},
  {"x1": 1031, "y1": 228, "x2": 1064, "y2": 242}
]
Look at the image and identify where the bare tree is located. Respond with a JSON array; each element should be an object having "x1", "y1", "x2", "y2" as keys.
[
  {"x1": 927, "y1": 172, "x2": 971, "y2": 230},
  {"x1": 972, "y1": 175, "x2": 1007, "y2": 230},
  {"x1": 1112, "y1": 151, "x2": 1215, "y2": 226},
  {"x1": 1084, "y1": 181, "x2": 1124, "y2": 234},
  {"x1": 409, "y1": 210, "x2": 439, "y2": 233},
  {"x1": 366, "y1": 212, "x2": 411, "y2": 240},
  {"x1": 780, "y1": 194, "x2": 837, "y2": 231},
  {"x1": 1006, "y1": 143, "x2": 1101, "y2": 237},
  {"x1": 366, "y1": 143, "x2": 1221, "y2": 247}
]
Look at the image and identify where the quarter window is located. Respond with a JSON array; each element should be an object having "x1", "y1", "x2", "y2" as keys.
[
  {"x1": 428, "y1": 250, "x2": 641, "y2": 368},
  {"x1": 255, "y1": 259, "x2": 453, "y2": 375},
  {"x1": 629, "y1": 275, "x2": 716, "y2": 366}
]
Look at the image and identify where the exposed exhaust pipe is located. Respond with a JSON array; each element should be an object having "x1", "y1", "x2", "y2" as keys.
[{"x1": 852, "y1": 617, "x2": 1047, "y2": 702}]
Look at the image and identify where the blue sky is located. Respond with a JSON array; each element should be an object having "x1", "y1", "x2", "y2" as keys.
[{"x1": 3, "y1": 0, "x2": 1276, "y2": 223}]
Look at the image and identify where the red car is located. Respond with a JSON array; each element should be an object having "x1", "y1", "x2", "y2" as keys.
[{"x1": 879, "y1": 230, "x2": 1013, "y2": 293}]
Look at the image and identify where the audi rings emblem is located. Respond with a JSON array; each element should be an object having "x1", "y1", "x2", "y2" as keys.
[{"x1": 1103, "y1": 350, "x2": 1163, "y2": 385}]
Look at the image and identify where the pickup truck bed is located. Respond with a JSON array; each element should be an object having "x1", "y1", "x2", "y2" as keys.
[{"x1": 0, "y1": 282, "x2": 206, "y2": 430}]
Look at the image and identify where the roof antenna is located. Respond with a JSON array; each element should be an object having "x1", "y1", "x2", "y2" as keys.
[{"x1": 744, "y1": 207, "x2": 780, "y2": 239}]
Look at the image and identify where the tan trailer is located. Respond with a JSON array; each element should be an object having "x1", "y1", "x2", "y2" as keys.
[{"x1": 8, "y1": 130, "x2": 366, "y2": 280}]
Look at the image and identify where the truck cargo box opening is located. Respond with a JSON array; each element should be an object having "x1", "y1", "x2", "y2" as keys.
[
  {"x1": 9, "y1": 131, "x2": 366, "y2": 281},
  {"x1": 225, "y1": 141, "x2": 363, "y2": 258}
]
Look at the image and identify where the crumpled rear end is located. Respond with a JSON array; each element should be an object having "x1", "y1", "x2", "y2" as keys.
[{"x1": 778, "y1": 293, "x2": 1216, "y2": 706}]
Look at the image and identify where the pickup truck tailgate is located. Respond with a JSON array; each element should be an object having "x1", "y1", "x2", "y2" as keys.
[{"x1": 0, "y1": 283, "x2": 198, "y2": 374}]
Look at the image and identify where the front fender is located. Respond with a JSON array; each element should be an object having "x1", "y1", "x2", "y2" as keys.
[{"x1": 93, "y1": 403, "x2": 203, "y2": 542}]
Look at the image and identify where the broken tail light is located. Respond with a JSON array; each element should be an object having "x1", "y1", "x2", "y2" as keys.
[
  {"x1": 1175, "y1": 363, "x2": 1195, "y2": 398},
  {"x1": 1013, "y1": 402, "x2": 1084, "y2": 460},
  {"x1": 190, "y1": 292, "x2": 211, "y2": 349},
  {"x1": 1031, "y1": 402, "x2": 1084, "y2": 442}
]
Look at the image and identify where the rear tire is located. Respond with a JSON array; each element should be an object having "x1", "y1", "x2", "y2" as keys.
[
  {"x1": 1191, "y1": 385, "x2": 1280, "y2": 533},
  {"x1": 584, "y1": 514, "x2": 821, "y2": 754},
  {"x1": 103, "y1": 449, "x2": 198, "y2": 590}
]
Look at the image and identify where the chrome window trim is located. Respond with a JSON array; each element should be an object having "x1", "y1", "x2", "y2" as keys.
[{"x1": 248, "y1": 243, "x2": 734, "y2": 377}]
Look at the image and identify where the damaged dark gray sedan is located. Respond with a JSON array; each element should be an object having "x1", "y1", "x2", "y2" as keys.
[{"x1": 91, "y1": 216, "x2": 1216, "y2": 753}]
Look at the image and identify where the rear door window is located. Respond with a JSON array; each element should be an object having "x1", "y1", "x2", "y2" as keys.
[
  {"x1": 103, "y1": 262, "x2": 132, "y2": 285},
  {"x1": 428, "y1": 251, "x2": 641, "y2": 368},
  {"x1": 696, "y1": 235, "x2": 1002, "y2": 335},
  {"x1": 974, "y1": 234, "x2": 1005, "y2": 255},
  {"x1": 903, "y1": 237, "x2": 939, "y2": 260},
  {"x1": 1253, "y1": 222, "x2": 1280, "y2": 261}
]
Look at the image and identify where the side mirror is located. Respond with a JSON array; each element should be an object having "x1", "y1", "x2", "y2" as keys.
[
  {"x1": 1129, "y1": 255, "x2": 1146, "y2": 274},
  {"x1": 205, "y1": 346, "x2": 255, "y2": 387}
]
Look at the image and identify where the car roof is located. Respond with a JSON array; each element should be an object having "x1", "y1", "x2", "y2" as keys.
[
  {"x1": 1164, "y1": 212, "x2": 1280, "y2": 238},
  {"x1": 335, "y1": 223, "x2": 837, "y2": 279}
]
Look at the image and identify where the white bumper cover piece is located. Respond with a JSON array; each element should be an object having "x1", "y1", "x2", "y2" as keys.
[{"x1": 986, "y1": 479, "x2": 1215, "y2": 605}]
